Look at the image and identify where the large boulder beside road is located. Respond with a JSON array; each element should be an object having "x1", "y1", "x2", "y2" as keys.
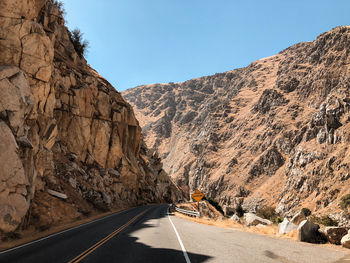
[
  {"x1": 243, "y1": 213, "x2": 272, "y2": 226},
  {"x1": 341, "y1": 230, "x2": 350, "y2": 249},
  {"x1": 323, "y1": 227, "x2": 348, "y2": 245},
  {"x1": 298, "y1": 220, "x2": 326, "y2": 244},
  {"x1": 278, "y1": 218, "x2": 297, "y2": 234}
]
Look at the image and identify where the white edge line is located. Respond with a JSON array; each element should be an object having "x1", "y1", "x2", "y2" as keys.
[
  {"x1": 168, "y1": 206, "x2": 191, "y2": 263},
  {"x1": 0, "y1": 207, "x2": 136, "y2": 255}
]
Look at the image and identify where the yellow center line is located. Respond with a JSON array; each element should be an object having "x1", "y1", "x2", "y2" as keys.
[{"x1": 67, "y1": 209, "x2": 149, "y2": 263}]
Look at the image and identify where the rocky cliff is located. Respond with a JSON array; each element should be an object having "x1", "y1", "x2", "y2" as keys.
[
  {"x1": 123, "y1": 26, "x2": 350, "y2": 222},
  {"x1": 0, "y1": 0, "x2": 182, "y2": 235}
]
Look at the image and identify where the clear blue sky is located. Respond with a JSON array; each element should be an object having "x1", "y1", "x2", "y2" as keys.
[{"x1": 61, "y1": 0, "x2": 349, "y2": 92}]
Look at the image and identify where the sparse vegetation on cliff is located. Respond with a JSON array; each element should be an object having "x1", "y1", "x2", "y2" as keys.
[
  {"x1": 310, "y1": 215, "x2": 338, "y2": 227},
  {"x1": 340, "y1": 194, "x2": 350, "y2": 211},
  {"x1": 123, "y1": 26, "x2": 350, "y2": 224},
  {"x1": 70, "y1": 28, "x2": 89, "y2": 58},
  {"x1": 52, "y1": 0, "x2": 66, "y2": 16}
]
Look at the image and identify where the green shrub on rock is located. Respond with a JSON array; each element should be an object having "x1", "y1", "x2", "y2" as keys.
[
  {"x1": 340, "y1": 194, "x2": 350, "y2": 211},
  {"x1": 70, "y1": 29, "x2": 89, "y2": 58},
  {"x1": 275, "y1": 217, "x2": 284, "y2": 224},
  {"x1": 310, "y1": 215, "x2": 338, "y2": 226}
]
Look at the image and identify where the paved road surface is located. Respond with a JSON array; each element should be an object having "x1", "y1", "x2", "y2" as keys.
[{"x1": 0, "y1": 205, "x2": 349, "y2": 263}]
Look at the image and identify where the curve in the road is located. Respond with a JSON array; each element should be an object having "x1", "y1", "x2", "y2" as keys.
[{"x1": 1, "y1": 204, "x2": 347, "y2": 263}]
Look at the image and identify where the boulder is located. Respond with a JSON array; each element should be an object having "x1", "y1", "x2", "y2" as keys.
[
  {"x1": 278, "y1": 218, "x2": 297, "y2": 234},
  {"x1": 223, "y1": 205, "x2": 236, "y2": 216},
  {"x1": 230, "y1": 214, "x2": 241, "y2": 223},
  {"x1": 291, "y1": 211, "x2": 307, "y2": 225},
  {"x1": 243, "y1": 213, "x2": 272, "y2": 226},
  {"x1": 341, "y1": 232, "x2": 350, "y2": 249},
  {"x1": 47, "y1": 189, "x2": 67, "y2": 199},
  {"x1": 298, "y1": 220, "x2": 326, "y2": 243},
  {"x1": 323, "y1": 227, "x2": 348, "y2": 245}
]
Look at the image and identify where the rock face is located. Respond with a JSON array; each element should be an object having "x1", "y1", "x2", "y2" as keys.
[
  {"x1": 243, "y1": 213, "x2": 272, "y2": 227},
  {"x1": 298, "y1": 220, "x2": 326, "y2": 244},
  {"x1": 0, "y1": 0, "x2": 182, "y2": 234},
  {"x1": 123, "y1": 26, "x2": 350, "y2": 217},
  {"x1": 278, "y1": 218, "x2": 297, "y2": 234}
]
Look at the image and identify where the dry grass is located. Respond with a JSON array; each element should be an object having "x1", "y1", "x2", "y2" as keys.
[
  {"x1": 175, "y1": 212, "x2": 241, "y2": 229},
  {"x1": 175, "y1": 211, "x2": 350, "y2": 253},
  {"x1": 174, "y1": 212, "x2": 299, "y2": 242}
]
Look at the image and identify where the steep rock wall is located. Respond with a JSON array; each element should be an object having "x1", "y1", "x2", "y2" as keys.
[{"x1": 0, "y1": 0, "x2": 182, "y2": 234}]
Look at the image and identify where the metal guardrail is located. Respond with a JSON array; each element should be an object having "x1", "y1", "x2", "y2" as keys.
[{"x1": 174, "y1": 206, "x2": 200, "y2": 217}]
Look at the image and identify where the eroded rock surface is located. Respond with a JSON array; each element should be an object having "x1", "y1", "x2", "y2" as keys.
[
  {"x1": 0, "y1": 0, "x2": 182, "y2": 234},
  {"x1": 123, "y1": 26, "x2": 350, "y2": 218}
]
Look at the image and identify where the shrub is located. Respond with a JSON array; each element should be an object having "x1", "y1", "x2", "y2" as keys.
[
  {"x1": 310, "y1": 215, "x2": 338, "y2": 226},
  {"x1": 301, "y1": 207, "x2": 312, "y2": 217},
  {"x1": 52, "y1": 0, "x2": 66, "y2": 16},
  {"x1": 235, "y1": 204, "x2": 245, "y2": 217},
  {"x1": 70, "y1": 28, "x2": 89, "y2": 58},
  {"x1": 340, "y1": 194, "x2": 350, "y2": 211},
  {"x1": 256, "y1": 206, "x2": 277, "y2": 222},
  {"x1": 275, "y1": 217, "x2": 284, "y2": 224}
]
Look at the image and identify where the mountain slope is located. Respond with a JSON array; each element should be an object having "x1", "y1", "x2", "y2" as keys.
[
  {"x1": 123, "y1": 26, "x2": 350, "y2": 221},
  {"x1": 0, "y1": 0, "x2": 182, "y2": 235}
]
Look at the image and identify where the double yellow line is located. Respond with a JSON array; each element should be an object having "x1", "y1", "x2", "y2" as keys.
[{"x1": 68, "y1": 209, "x2": 148, "y2": 263}]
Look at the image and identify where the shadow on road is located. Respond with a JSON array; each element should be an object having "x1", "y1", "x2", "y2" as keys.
[{"x1": 85, "y1": 205, "x2": 212, "y2": 263}]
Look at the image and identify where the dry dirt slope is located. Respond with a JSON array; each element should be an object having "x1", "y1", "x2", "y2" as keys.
[{"x1": 123, "y1": 26, "x2": 350, "y2": 220}]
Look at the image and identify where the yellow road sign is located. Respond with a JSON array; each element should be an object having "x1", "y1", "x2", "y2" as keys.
[{"x1": 191, "y1": 189, "x2": 204, "y2": 202}]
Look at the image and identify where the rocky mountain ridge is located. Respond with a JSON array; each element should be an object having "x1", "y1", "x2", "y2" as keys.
[
  {"x1": 0, "y1": 0, "x2": 182, "y2": 235},
  {"x1": 123, "y1": 26, "x2": 350, "y2": 223}
]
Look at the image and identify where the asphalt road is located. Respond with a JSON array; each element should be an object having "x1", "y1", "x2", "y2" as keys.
[{"x1": 0, "y1": 204, "x2": 349, "y2": 263}]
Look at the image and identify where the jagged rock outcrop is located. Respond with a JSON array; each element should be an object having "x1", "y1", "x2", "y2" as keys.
[
  {"x1": 0, "y1": 0, "x2": 182, "y2": 234},
  {"x1": 123, "y1": 26, "x2": 350, "y2": 218}
]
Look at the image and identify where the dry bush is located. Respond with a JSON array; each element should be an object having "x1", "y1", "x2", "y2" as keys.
[{"x1": 256, "y1": 206, "x2": 277, "y2": 222}]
